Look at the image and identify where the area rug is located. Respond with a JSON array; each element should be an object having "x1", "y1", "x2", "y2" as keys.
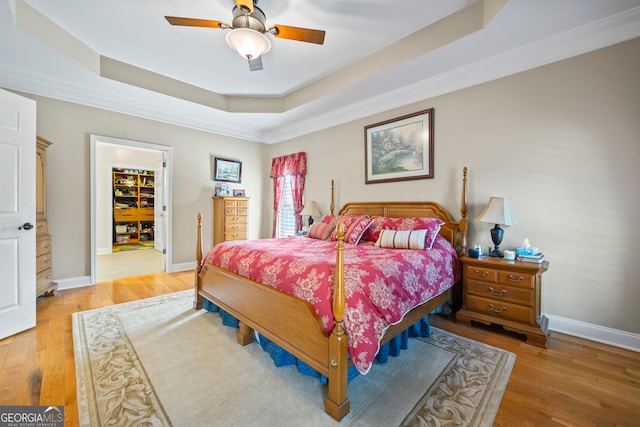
[{"x1": 73, "y1": 290, "x2": 515, "y2": 426}]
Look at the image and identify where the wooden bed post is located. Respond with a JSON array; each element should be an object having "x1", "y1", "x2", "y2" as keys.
[
  {"x1": 325, "y1": 222, "x2": 350, "y2": 420},
  {"x1": 330, "y1": 179, "x2": 335, "y2": 216},
  {"x1": 194, "y1": 213, "x2": 203, "y2": 309},
  {"x1": 459, "y1": 167, "x2": 469, "y2": 255}
]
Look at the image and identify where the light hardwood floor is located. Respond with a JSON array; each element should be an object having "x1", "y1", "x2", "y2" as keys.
[{"x1": 0, "y1": 271, "x2": 638, "y2": 426}]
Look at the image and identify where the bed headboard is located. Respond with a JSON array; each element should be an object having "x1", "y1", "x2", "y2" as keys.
[{"x1": 336, "y1": 167, "x2": 468, "y2": 254}]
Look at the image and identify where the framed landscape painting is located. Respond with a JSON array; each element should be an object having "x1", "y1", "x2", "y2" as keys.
[
  {"x1": 213, "y1": 157, "x2": 242, "y2": 183},
  {"x1": 364, "y1": 109, "x2": 434, "y2": 184}
]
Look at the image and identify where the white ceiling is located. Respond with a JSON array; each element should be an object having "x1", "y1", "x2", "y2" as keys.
[{"x1": 1, "y1": 0, "x2": 639, "y2": 143}]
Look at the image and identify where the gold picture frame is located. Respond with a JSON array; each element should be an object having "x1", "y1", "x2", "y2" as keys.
[{"x1": 364, "y1": 108, "x2": 434, "y2": 184}]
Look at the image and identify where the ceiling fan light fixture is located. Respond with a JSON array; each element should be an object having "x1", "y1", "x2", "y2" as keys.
[{"x1": 226, "y1": 28, "x2": 271, "y2": 59}]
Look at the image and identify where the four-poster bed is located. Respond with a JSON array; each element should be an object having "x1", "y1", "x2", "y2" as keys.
[{"x1": 193, "y1": 167, "x2": 468, "y2": 420}]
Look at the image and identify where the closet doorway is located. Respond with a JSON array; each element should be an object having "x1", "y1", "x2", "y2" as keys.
[{"x1": 90, "y1": 135, "x2": 173, "y2": 284}]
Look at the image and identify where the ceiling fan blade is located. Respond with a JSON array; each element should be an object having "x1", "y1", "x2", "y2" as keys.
[
  {"x1": 269, "y1": 25, "x2": 325, "y2": 45},
  {"x1": 248, "y1": 56, "x2": 263, "y2": 72},
  {"x1": 236, "y1": 0, "x2": 254, "y2": 14},
  {"x1": 165, "y1": 16, "x2": 228, "y2": 29}
]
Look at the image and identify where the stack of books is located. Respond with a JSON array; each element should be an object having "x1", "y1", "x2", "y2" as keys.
[{"x1": 516, "y1": 252, "x2": 545, "y2": 263}]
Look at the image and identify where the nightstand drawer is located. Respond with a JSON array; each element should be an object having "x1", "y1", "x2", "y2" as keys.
[
  {"x1": 467, "y1": 280, "x2": 533, "y2": 306},
  {"x1": 497, "y1": 271, "x2": 534, "y2": 288},
  {"x1": 464, "y1": 265, "x2": 497, "y2": 282},
  {"x1": 466, "y1": 294, "x2": 533, "y2": 324}
]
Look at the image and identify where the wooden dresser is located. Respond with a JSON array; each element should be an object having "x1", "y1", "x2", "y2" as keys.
[
  {"x1": 213, "y1": 196, "x2": 249, "y2": 245},
  {"x1": 36, "y1": 136, "x2": 57, "y2": 297},
  {"x1": 456, "y1": 255, "x2": 549, "y2": 347}
]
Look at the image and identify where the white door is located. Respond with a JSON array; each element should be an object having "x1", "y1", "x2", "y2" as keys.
[
  {"x1": 0, "y1": 88, "x2": 36, "y2": 339},
  {"x1": 153, "y1": 155, "x2": 165, "y2": 262}
]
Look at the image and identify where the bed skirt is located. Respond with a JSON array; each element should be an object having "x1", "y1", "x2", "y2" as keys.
[{"x1": 202, "y1": 298, "x2": 434, "y2": 384}]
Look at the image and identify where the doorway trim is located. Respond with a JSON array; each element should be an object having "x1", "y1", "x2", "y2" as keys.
[{"x1": 90, "y1": 134, "x2": 173, "y2": 284}]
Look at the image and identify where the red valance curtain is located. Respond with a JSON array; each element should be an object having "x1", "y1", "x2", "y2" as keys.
[{"x1": 270, "y1": 152, "x2": 307, "y2": 237}]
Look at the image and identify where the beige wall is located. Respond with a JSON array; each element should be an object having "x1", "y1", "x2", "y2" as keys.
[
  {"x1": 267, "y1": 38, "x2": 640, "y2": 335},
  {"x1": 9, "y1": 37, "x2": 639, "y2": 338},
  {"x1": 21, "y1": 95, "x2": 266, "y2": 279}
]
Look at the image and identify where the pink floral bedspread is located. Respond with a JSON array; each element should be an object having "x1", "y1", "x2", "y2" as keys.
[{"x1": 202, "y1": 235, "x2": 460, "y2": 374}]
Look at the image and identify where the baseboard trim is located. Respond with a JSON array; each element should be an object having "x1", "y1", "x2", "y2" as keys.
[
  {"x1": 56, "y1": 276, "x2": 92, "y2": 290},
  {"x1": 172, "y1": 261, "x2": 197, "y2": 272},
  {"x1": 543, "y1": 313, "x2": 640, "y2": 353},
  {"x1": 56, "y1": 261, "x2": 197, "y2": 291}
]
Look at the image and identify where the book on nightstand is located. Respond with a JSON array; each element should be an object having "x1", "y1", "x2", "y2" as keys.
[{"x1": 517, "y1": 253, "x2": 545, "y2": 263}]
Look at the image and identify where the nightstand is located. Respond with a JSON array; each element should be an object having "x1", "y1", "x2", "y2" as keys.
[{"x1": 456, "y1": 255, "x2": 550, "y2": 347}]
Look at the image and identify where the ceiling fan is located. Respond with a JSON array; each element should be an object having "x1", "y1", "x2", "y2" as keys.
[{"x1": 165, "y1": 0, "x2": 326, "y2": 71}]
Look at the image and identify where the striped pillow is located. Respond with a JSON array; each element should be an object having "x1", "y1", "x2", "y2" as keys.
[
  {"x1": 306, "y1": 222, "x2": 335, "y2": 240},
  {"x1": 375, "y1": 229, "x2": 429, "y2": 250}
]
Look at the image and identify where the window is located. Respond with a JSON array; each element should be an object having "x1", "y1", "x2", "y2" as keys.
[{"x1": 277, "y1": 175, "x2": 296, "y2": 237}]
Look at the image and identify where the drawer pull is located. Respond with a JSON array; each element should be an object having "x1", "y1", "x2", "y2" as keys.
[
  {"x1": 488, "y1": 287, "x2": 506, "y2": 296},
  {"x1": 489, "y1": 304, "x2": 507, "y2": 313},
  {"x1": 45, "y1": 243, "x2": 52, "y2": 248},
  {"x1": 233, "y1": 217, "x2": 240, "y2": 221},
  {"x1": 507, "y1": 274, "x2": 524, "y2": 282},
  {"x1": 474, "y1": 269, "x2": 489, "y2": 277},
  {"x1": 45, "y1": 274, "x2": 51, "y2": 280},
  {"x1": 45, "y1": 258, "x2": 52, "y2": 264},
  {"x1": 37, "y1": 224, "x2": 45, "y2": 230}
]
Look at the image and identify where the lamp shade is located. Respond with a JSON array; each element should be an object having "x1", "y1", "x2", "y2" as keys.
[
  {"x1": 300, "y1": 201, "x2": 321, "y2": 218},
  {"x1": 225, "y1": 28, "x2": 271, "y2": 59},
  {"x1": 476, "y1": 197, "x2": 517, "y2": 226}
]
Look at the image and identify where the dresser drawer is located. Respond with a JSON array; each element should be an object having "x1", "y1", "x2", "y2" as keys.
[
  {"x1": 236, "y1": 208, "x2": 248, "y2": 215},
  {"x1": 224, "y1": 232, "x2": 247, "y2": 241},
  {"x1": 464, "y1": 265, "x2": 497, "y2": 282},
  {"x1": 225, "y1": 215, "x2": 247, "y2": 224},
  {"x1": 37, "y1": 252, "x2": 53, "y2": 273},
  {"x1": 114, "y1": 208, "x2": 138, "y2": 221},
  {"x1": 497, "y1": 271, "x2": 534, "y2": 288},
  {"x1": 138, "y1": 208, "x2": 154, "y2": 221},
  {"x1": 237, "y1": 200, "x2": 248, "y2": 208},
  {"x1": 467, "y1": 280, "x2": 533, "y2": 306},
  {"x1": 466, "y1": 294, "x2": 533, "y2": 324},
  {"x1": 37, "y1": 267, "x2": 53, "y2": 287},
  {"x1": 225, "y1": 223, "x2": 247, "y2": 233},
  {"x1": 36, "y1": 220, "x2": 48, "y2": 235},
  {"x1": 224, "y1": 200, "x2": 238, "y2": 208},
  {"x1": 36, "y1": 237, "x2": 52, "y2": 256}
]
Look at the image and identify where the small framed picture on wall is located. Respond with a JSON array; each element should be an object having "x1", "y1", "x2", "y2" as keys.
[{"x1": 213, "y1": 157, "x2": 242, "y2": 183}]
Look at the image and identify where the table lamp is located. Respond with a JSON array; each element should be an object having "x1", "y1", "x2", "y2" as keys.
[
  {"x1": 476, "y1": 197, "x2": 517, "y2": 257},
  {"x1": 300, "y1": 201, "x2": 321, "y2": 229}
]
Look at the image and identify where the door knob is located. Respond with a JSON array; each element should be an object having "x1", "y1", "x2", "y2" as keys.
[{"x1": 19, "y1": 222, "x2": 34, "y2": 230}]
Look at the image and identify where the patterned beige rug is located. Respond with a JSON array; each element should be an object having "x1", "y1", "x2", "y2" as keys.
[{"x1": 73, "y1": 290, "x2": 515, "y2": 426}]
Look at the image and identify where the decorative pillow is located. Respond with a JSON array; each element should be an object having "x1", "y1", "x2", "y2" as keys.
[
  {"x1": 325, "y1": 215, "x2": 373, "y2": 244},
  {"x1": 306, "y1": 222, "x2": 335, "y2": 240},
  {"x1": 361, "y1": 216, "x2": 445, "y2": 250},
  {"x1": 376, "y1": 229, "x2": 429, "y2": 250},
  {"x1": 319, "y1": 215, "x2": 339, "y2": 225}
]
